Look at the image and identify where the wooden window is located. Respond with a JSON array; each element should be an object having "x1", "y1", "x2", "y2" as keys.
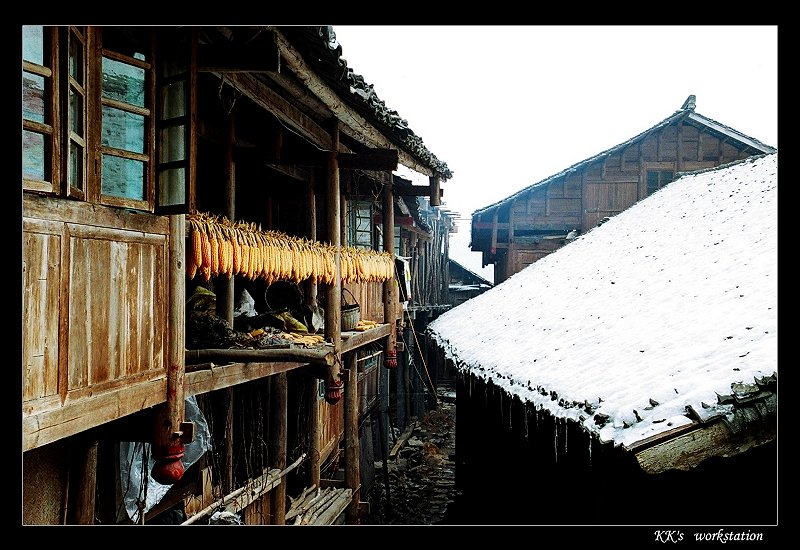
[
  {"x1": 22, "y1": 26, "x2": 59, "y2": 194},
  {"x1": 155, "y1": 27, "x2": 196, "y2": 213},
  {"x1": 647, "y1": 170, "x2": 674, "y2": 195},
  {"x1": 65, "y1": 26, "x2": 87, "y2": 199},
  {"x1": 347, "y1": 200, "x2": 374, "y2": 250},
  {"x1": 96, "y1": 27, "x2": 155, "y2": 211}
]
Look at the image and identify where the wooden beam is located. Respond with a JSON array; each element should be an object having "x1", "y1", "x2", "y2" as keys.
[
  {"x1": 394, "y1": 185, "x2": 444, "y2": 197},
  {"x1": 340, "y1": 323, "x2": 393, "y2": 354},
  {"x1": 216, "y1": 72, "x2": 332, "y2": 150},
  {"x1": 23, "y1": 378, "x2": 168, "y2": 452},
  {"x1": 185, "y1": 347, "x2": 335, "y2": 367},
  {"x1": 184, "y1": 361, "x2": 307, "y2": 397},
  {"x1": 472, "y1": 221, "x2": 509, "y2": 230},
  {"x1": 265, "y1": 148, "x2": 397, "y2": 172},
  {"x1": 197, "y1": 30, "x2": 280, "y2": 73},
  {"x1": 633, "y1": 420, "x2": 776, "y2": 474},
  {"x1": 338, "y1": 149, "x2": 398, "y2": 171}
]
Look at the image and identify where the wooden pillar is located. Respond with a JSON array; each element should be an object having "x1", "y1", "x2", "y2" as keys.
[
  {"x1": 429, "y1": 174, "x2": 441, "y2": 206},
  {"x1": 67, "y1": 437, "x2": 98, "y2": 524},
  {"x1": 223, "y1": 388, "x2": 234, "y2": 494},
  {"x1": 305, "y1": 172, "x2": 321, "y2": 488},
  {"x1": 382, "y1": 175, "x2": 396, "y2": 339},
  {"x1": 344, "y1": 351, "x2": 360, "y2": 523},
  {"x1": 308, "y1": 377, "x2": 321, "y2": 488},
  {"x1": 151, "y1": 214, "x2": 187, "y2": 485},
  {"x1": 324, "y1": 119, "x2": 342, "y2": 352},
  {"x1": 269, "y1": 372, "x2": 288, "y2": 524},
  {"x1": 341, "y1": 180, "x2": 348, "y2": 251},
  {"x1": 305, "y1": 173, "x2": 318, "y2": 306},
  {"x1": 218, "y1": 111, "x2": 235, "y2": 324},
  {"x1": 490, "y1": 209, "x2": 498, "y2": 256}
]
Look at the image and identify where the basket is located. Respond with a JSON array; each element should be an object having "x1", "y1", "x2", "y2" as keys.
[{"x1": 341, "y1": 288, "x2": 361, "y2": 331}]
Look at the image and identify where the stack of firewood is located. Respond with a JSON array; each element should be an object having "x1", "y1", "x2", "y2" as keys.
[{"x1": 285, "y1": 485, "x2": 353, "y2": 525}]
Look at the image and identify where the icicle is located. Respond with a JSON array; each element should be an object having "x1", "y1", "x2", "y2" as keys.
[
  {"x1": 564, "y1": 420, "x2": 568, "y2": 455},
  {"x1": 587, "y1": 434, "x2": 592, "y2": 469},
  {"x1": 553, "y1": 418, "x2": 558, "y2": 464},
  {"x1": 523, "y1": 405, "x2": 529, "y2": 440},
  {"x1": 509, "y1": 396, "x2": 513, "y2": 430},
  {"x1": 499, "y1": 390, "x2": 503, "y2": 427}
]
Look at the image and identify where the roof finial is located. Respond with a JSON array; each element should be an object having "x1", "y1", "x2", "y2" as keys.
[{"x1": 682, "y1": 95, "x2": 696, "y2": 111}]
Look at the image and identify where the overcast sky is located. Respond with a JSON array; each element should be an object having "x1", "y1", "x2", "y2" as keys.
[{"x1": 330, "y1": 25, "x2": 779, "y2": 282}]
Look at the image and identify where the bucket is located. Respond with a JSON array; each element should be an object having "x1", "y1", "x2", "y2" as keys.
[{"x1": 341, "y1": 288, "x2": 360, "y2": 331}]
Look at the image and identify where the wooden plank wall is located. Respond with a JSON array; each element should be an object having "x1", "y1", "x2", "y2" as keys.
[
  {"x1": 319, "y1": 391, "x2": 344, "y2": 465},
  {"x1": 22, "y1": 195, "x2": 170, "y2": 450},
  {"x1": 343, "y1": 281, "x2": 385, "y2": 324}
]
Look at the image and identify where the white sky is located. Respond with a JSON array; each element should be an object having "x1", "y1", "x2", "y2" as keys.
[
  {"x1": 428, "y1": 153, "x2": 778, "y2": 448},
  {"x1": 331, "y1": 25, "x2": 779, "y2": 282}
]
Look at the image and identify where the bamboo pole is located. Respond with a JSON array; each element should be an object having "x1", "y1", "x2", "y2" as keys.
[{"x1": 181, "y1": 454, "x2": 305, "y2": 525}]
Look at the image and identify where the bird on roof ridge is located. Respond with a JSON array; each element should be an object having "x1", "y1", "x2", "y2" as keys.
[{"x1": 681, "y1": 95, "x2": 697, "y2": 111}]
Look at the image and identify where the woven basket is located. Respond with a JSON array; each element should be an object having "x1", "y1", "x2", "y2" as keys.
[{"x1": 341, "y1": 288, "x2": 360, "y2": 331}]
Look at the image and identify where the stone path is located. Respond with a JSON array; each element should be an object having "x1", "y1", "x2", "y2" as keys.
[{"x1": 363, "y1": 389, "x2": 459, "y2": 525}]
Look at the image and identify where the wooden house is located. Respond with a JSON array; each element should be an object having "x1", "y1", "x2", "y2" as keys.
[
  {"x1": 470, "y1": 96, "x2": 777, "y2": 284},
  {"x1": 429, "y1": 154, "x2": 778, "y2": 525},
  {"x1": 448, "y1": 259, "x2": 492, "y2": 308},
  {"x1": 22, "y1": 25, "x2": 453, "y2": 525}
]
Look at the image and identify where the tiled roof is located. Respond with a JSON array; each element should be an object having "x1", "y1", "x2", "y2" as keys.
[
  {"x1": 472, "y1": 98, "x2": 776, "y2": 217},
  {"x1": 280, "y1": 26, "x2": 453, "y2": 181}
]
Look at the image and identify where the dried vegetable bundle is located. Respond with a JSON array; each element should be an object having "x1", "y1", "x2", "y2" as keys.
[{"x1": 187, "y1": 212, "x2": 395, "y2": 284}]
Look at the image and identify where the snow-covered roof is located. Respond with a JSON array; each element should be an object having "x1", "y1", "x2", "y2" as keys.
[{"x1": 430, "y1": 153, "x2": 778, "y2": 450}]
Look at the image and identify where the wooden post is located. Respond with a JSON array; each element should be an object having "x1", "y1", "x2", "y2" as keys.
[
  {"x1": 218, "y1": 110, "x2": 235, "y2": 324},
  {"x1": 344, "y1": 351, "x2": 360, "y2": 523},
  {"x1": 306, "y1": 172, "x2": 321, "y2": 488},
  {"x1": 223, "y1": 388, "x2": 234, "y2": 494},
  {"x1": 151, "y1": 214, "x2": 187, "y2": 485},
  {"x1": 324, "y1": 119, "x2": 342, "y2": 386},
  {"x1": 308, "y1": 376, "x2": 321, "y2": 488},
  {"x1": 490, "y1": 209, "x2": 498, "y2": 256},
  {"x1": 270, "y1": 372, "x2": 288, "y2": 524},
  {"x1": 382, "y1": 174, "x2": 395, "y2": 340},
  {"x1": 67, "y1": 437, "x2": 98, "y2": 524},
  {"x1": 305, "y1": 173, "x2": 318, "y2": 307},
  {"x1": 429, "y1": 174, "x2": 441, "y2": 206}
]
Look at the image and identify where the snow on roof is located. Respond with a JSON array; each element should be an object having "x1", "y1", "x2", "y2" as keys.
[{"x1": 429, "y1": 153, "x2": 778, "y2": 449}]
